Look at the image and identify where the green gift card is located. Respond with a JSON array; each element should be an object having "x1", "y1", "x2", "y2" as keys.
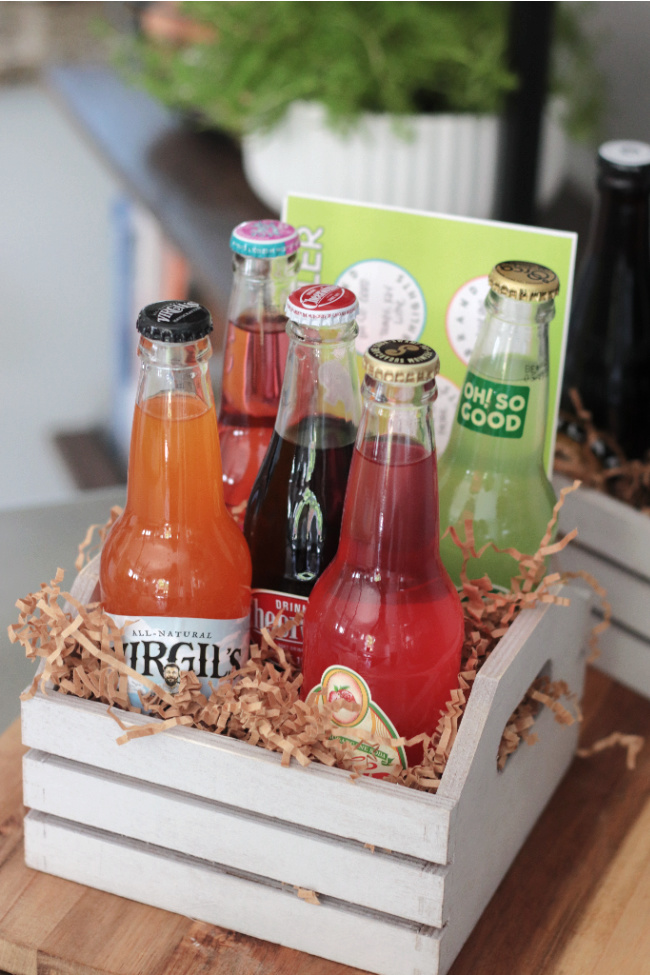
[{"x1": 283, "y1": 194, "x2": 577, "y2": 473}]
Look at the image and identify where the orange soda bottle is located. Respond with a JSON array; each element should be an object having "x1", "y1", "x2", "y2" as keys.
[
  {"x1": 302, "y1": 341, "x2": 464, "y2": 775},
  {"x1": 100, "y1": 300, "x2": 251, "y2": 707},
  {"x1": 218, "y1": 220, "x2": 300, "y2": 525}
]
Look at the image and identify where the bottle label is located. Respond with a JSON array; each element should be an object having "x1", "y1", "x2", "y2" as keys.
[
  {"x1": 456, "y1": 371, "x2": 530, "y2": 439},
  {"x1": 308, "y1": 665, "x2": 407, "y2": 778},
  {"x1": 250, "y1": 589, "x2": 308, "y2": 667},
  {"x1": 107, "y1": 614, "x2": 250, "y2": 708}
]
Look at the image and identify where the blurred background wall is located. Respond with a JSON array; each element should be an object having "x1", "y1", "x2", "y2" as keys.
[{"x1": 0, "y1": 2, "x2": 119, "y2": 511}]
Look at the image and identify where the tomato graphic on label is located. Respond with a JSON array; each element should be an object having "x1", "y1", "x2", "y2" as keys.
[
  {"x1": 319, "y1": 668, "x2": 369, "y2": 727},
  {"x1": 328, "y1": 685, "x2": 356, "y2": 704}
]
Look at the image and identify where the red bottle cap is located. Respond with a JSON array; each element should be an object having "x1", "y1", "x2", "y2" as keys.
[{"x1": 285, "y1": 284, "x2": 359, "y2": 326}]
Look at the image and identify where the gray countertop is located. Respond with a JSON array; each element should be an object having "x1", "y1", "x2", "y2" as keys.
[{"x1": 0, "y1": 487, "x2": 126, "y2": 734}]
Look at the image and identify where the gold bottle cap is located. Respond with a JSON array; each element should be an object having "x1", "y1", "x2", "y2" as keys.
[
  {"x1": 488, "y1": 261, "x2": 560, "y2": 302},
  {"x1": 363, "y1": 340, "x2": 440, "y2": 384}
]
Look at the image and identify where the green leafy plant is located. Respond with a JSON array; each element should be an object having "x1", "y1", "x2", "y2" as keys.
[{"x1": 116, "y1": 1, "x2": 601, "y2": 139}]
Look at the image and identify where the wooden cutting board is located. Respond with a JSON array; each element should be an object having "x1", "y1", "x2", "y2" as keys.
[{"x1": 2, "y1": 667, "x2": 650, "y2": 975}]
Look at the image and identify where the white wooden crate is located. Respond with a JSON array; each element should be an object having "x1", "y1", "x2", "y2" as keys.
[
  {"x1": 554, "y1": 474, "x2": 650, "y2": 699},
  {"x1": 21, "y1": 584, "x2": 590, "y2": 975}
]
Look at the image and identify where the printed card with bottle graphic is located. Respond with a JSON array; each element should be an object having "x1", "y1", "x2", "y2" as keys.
[{"x1": 282, "y1": 194, "x2": 577, "y2": 472}]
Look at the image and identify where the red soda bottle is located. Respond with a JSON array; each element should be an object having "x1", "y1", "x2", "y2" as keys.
[
  {"x1": 302, "y1": 341, "x2": 464, "y2": 775},
  {"x1": 218, "y1": 219, "x2": 300, "y2": 525},
  {"x1": 244, "y1": 285, "x2": 362, "y2": 668}
]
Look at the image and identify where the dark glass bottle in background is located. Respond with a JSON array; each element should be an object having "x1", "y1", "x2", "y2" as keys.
[
  {"x1": 243, "y1": 285, "x2": 362, "y2": 668},
  {"x1": 561, "y1": 140, "x2": 650, "y2": 460},
  {"x1": 218, "y1": 220, "x2": 300, "y2": 525}
]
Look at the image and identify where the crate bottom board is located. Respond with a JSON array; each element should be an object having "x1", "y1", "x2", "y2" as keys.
[
  {"x1": 22, "y1": 748, "x2": 447, "y2": 928},
  {"x1": 24, "y1": 810, "x2": 443, "y2": 975}
]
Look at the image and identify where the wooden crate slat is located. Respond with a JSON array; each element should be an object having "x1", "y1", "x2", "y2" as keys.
[
  {"x1": 590, "y1": 621, "x2": 650, "y2": 696},
  {"x1": 24, "y1": 810, "x2": 443, "y2": 975},
  {"x1": 559, "y1": 544, "x2": 650, "y2": 642},
  {"x1": 21, "y1": 690, "x2": 454, "y2": 864},
  {"x1": 23, "y1": 749, "x2": 448, "y2": 928},
  {"x1": 554, "y1": 475, "x2": 650, "y2": 581},
  {"x1": 553, "y1": 475, "x2": 650, "y2": 698}
]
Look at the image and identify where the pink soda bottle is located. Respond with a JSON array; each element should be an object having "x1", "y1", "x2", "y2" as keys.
[
  {"x1": 218, "y1": 219, "x2": 300, "y2": 525},
  {"x1": 302, "y1": 341, "x2": 464, "y2": 775}
]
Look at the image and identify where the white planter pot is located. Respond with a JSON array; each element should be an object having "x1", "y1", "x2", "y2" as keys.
[{"x1": 241, "y1": 101, "x2": 567, "y2": 219}]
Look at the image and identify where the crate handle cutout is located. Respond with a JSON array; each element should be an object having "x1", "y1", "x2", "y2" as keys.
[
  {"x1": 496, "y1": 657, "x2": 553, "y2": 774},
  {"x1": 436, "y1": 584, "x2": 590, "y2": 806}
]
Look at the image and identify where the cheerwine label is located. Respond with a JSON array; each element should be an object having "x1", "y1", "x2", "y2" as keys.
[
  {"x1": 456, "y1": 372, "x2": 530, "y2": 439},
  {"x1": 308, "y1": 665, "x2": 406, "y2": 778},
  {"x1": 250, "y1": 589, "x2": 308, "y2": 667},
  {"x1": 108, "y1": 614, "x2": 250, "y2": 708}
]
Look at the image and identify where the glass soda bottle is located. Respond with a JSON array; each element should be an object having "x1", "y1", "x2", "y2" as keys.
[
  {"x1": 437, "y1": 261, "x2": 559, "y2": 590},
  {"x1": 218, "y1": 219, "x2": 300, "y2": 524},
  {"x1": 100, "y1": 300, "x2": 251, "y2": 707},
  {"x1": 302, "y1": 340, "x2": 464, "y2": 776},
  {"x1": 244, "y1": 284, "x2": 362, "y2": 669},
  {"x1": 561, "y1": 140, "x2": 650, "y2": 460}
]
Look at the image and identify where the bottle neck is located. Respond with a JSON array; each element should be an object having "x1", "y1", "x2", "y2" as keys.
[
  {"x1": 443, "y1": 292, "x2": 552, "y2": 469},
  {"x1": 134, "y1": 336, "x2": 214, "y2": 406},
  {"x1": 469, "y1": 292, "x2": 552, "y2": 373},
  {"x1": 227, "y1": 251, "x2": 299, "y2": 327},
  {"x1": 336, "y1": 376, "x2": 442, "y2": 574},
  {"x1": 584, "y1": 179, "x2": 650, "y2": 265},
  {"x1": 126, "y1": 336, "x2": 225, "y2": 521},
  {"x1": 275, "y1": 319, "x2": 361, "y2": 447},
  {"x1": 219, "y1": 253, "x2": 298, "y2": 426}
]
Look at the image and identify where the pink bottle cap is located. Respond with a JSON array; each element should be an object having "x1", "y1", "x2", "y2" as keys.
[
  {"x1": 285, "y1": 284, "x2": 359, "y2": 326},
  {"x1": 230, "y1": 220, "x2": 300, "y2": 258}
]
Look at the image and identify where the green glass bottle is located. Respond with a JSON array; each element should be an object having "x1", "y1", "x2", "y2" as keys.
[{"x1": 437, "y1": 261, "x2": 559, "y2": 590}]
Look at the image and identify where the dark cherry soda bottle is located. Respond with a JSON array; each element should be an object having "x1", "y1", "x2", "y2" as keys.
[
  {"x1": 302, "y1": 341, "x2": 464, "y2": 776},
  {"x1": 218, "y1": 219, "x2": 300, "y2": 524},
  {"x1": 244, "y1": 284, "x2": 362, "y2": 668},
  {"x1": 561, "y1": 140, "x2": 650, "y2": 459}
]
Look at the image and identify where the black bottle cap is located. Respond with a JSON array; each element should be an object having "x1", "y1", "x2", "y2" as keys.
[{"x1": 136, "y1": 301, "x2": 213, "y2": 343}]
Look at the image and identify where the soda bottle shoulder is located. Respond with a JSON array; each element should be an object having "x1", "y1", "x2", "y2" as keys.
[
  {"x1": 101, "y1": 390, "x2": 250, "y2": 620},
  {"x1": 245, "y1": 415, "x2": 356, "y2": 595}
]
